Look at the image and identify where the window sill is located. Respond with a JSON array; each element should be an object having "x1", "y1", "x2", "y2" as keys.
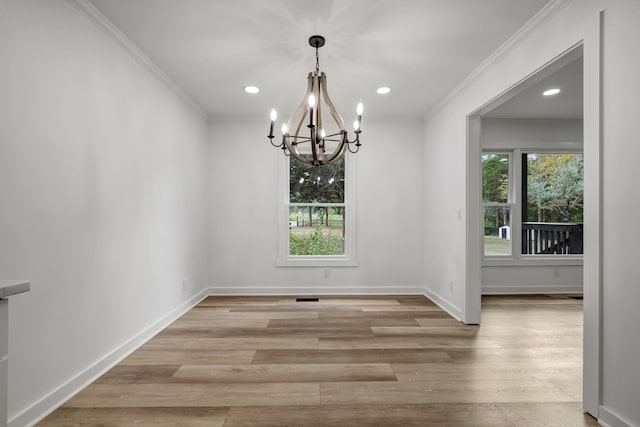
[
  {"x1": 483, "y1": 256, "x2": 583, "y2": 267},
  {"x1": 276, "y1": 257, "x2": 359, "y2": 267}
]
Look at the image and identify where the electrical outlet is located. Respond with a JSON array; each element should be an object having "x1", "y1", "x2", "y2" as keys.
[
  {"x1": 324, "y1": 269, "x2": 331, "y2": 278},
  {"x1": 182, "y1": 279, "x2": 188, "y2": 291}
]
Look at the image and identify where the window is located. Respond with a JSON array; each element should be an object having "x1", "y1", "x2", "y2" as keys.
[
  {"x1": 277, "y1": 155, "x2": 357, "y2": 266},
  {"x1": 522, "y1": 153, "x2": 583, "y2": 255},
  {"x1": 482, "y1": 154, "x2": 513, "y2": 256},
  {"x1": 289, "y1": 157, "x2": 345, "y2": 256},
  {"x1": 482, "y1": 150, "x2": 583, "y2": 258}
]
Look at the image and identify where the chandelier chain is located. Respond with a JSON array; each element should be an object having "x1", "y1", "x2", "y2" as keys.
[{"x1": 315, "y1": 46, "x2": 320, "y2": 72}]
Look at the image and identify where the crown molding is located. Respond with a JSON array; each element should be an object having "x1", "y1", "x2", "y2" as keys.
[
  {"x1": 424, "y1": 0, "x2": 572, "y2": 120},
  {"x1": 67, "y1": 0, "x2": 208, "y2": 119}
]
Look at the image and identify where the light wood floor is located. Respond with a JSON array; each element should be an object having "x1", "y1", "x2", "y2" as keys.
[{"x1": 39, "y1": 295, "x2": 598, "y2": 426}]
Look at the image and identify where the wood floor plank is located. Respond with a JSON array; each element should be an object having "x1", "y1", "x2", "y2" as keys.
[
  {"x1": 316, "y1": 310, "x2": 450, "y2": 319},
  {"x1": 96, "y1": 365, "x2": 180, "y2": 384},
  {"x1": 278, "y1": 297, "x2": 402, "y2": 305},
  {"x1": 64, "y1": 383, "x2": 320, "y2": 408},
  {"x1": 198, "y1": 297, "x2": 280, "y2": 306},
  {"x1": 39, "y1": 407, "x2": 229, "y2": 427},
  {"x1": 489, "y1": 335, "x2": 583, "y2": 349},
  {"x1": 319, "y1": 336, "x2": 501, "y2": 350},
  {"x1": 251, "y1": 349, "x2": 454, "y2": 364},
  {"x1": 549, "y1": 379, "x2": 583, "y2": 400},
  {"x1": 445, "y1": 348, "x2": 582, "y2": 363},
  {"x1": 391, "y1": 361, "x2": 582, "y2": 381},
  {"x1": 173, "y1": 363, "x2": 397, "y2": 383},
  {"x1": 267, "y1": 317, "x2": 420, "y2": 328},
  {"x1": 371, "y1": 326, "x2": 480, "y2": 337},
  {"x1": 167, "y1": 318, "x2": 271, "y2": 328},
  {"x1": 120, "y1": 350, "x2": 256, "y2": 365},
  {"x1": 228, "y1": 305, "x2": 364, "y2": 312},
  {"x1": 320, "y1": 379, "x2": 577, "y2": 405},
  {"x1": 360, "y1": 305, "x2": 443, "y2": 312},
  {"x1": 180, "y1": 310, "x2": 319, "y2": 320},
  {"x1": 140, "y1": 337, "x2": 319, "y2": 351},
  {"x1": 158, "y1": 326, "x2": 375, "y2": 338},
  {"x1": 222, "y1": 404, "x2": 515, "y2": 427}
]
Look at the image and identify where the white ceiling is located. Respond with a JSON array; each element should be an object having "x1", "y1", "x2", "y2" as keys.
[
  {"x1": 88, "y1": 0, "x2": 552, "y2": 120},
  {"x1": 483, "y1": 56, "x2": 583, "y2": 119}
]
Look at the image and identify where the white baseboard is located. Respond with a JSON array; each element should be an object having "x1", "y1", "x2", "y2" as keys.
[
  {"x1": 422, "y1": 287, "x2": 463, "y2": 322},
  {"x1": 208, "y1": 286, "x2": 424, "y2": 296},
  {"x1": 11, "y1": 289, "x2": 209, "y2": 427},
  {"x1": 482, "y1": 285, "x2": 583, "y2": 294},
  {"x1": 598, "y1": 405, "x2": 635, "y2": 427}
]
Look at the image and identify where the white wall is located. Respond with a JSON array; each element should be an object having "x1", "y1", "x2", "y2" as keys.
[
  {"x1": 0, "y1": 1, "x2": 210, "y2": 424},
  {"x1": 482, "y1": 264, "x2": 582, "y2": 294},
  {"x1": 480, "y1": 118, "x2": 583, "y2": 149},
  {"x1": 481, "y1": 118, "x2": 583, "y2": 294},
  {"x1": 423, "y1": 0, "x2": 640, "y2": 425},
  {"x1": 209, "y1": 120, "x2": 424, "y2": 294}
]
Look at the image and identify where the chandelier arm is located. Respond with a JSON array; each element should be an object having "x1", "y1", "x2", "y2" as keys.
[
  {"x1": 269, "y1": 139, "x2": 284, "y2": 148},
  {"x1": 346, "y1": 143, "x2": 360, "y2": 154},
  {"x1": 321, "y1": 131, "x2": 348, "y2": 164},
  {"x1": 346, "y1": 131, "x2": 362, "y2": 153},
  {"x1": 285, "y1": 136, "x2": 310, "y2": 165},
  {"x1": 319, "y1": 72, "x2": 346, "y2": 131}
]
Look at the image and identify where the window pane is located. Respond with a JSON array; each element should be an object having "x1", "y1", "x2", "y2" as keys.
[
  {"x1": 523, "y1": 153, "x2": 583, "y2": 254},
  {"x1": 289, "y1": 206, "x2": 345, "y2": 256},
  {"x1": 290, "y1": 156, "x2": 344, "y2": 203},
  {"x1": 482, "y1": 154, "x2": 509, "y2": 203},
  {"x1": 484, "y1": 206, "x2": 511, "y2": 256}
]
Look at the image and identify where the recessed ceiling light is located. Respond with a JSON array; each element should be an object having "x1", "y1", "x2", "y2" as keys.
[
  {"x1": 244, "y1": 85, "x2": 260, "y2": 94},
  {"x1": 376, "y1": 87, "x2": 391, "y2": 95},
  {"x1": 542, "y1": 88, "x2": 561, "y2": 96}
]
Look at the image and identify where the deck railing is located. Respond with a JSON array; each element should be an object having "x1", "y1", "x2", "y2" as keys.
[{"x1": 522, "y1": 222, "x2": 583, "y2": 255}]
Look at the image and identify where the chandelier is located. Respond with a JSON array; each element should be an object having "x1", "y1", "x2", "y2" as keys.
[{"x1": 268, "y1": 35, "x2": 363, "y2": 166}]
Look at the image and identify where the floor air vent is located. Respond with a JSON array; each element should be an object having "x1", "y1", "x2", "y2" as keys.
[
  {"x1": 296, "y1": 297, "x2": 319, "y2": 302},
  {"x1": 568, "y1": 295, "x2": 583, "y2": 300}
]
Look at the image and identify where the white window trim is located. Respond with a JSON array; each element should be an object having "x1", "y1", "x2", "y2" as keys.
[
  {"x1": 276, "y1": 154, "x2": 358, "y2": 267},
  {"x1": 481, "y1": 148, "x2": 584, "y2": 266}
]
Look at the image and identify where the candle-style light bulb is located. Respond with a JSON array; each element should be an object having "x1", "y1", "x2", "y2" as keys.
[
  {"x1": 268, "y1": 108, "x2": 277, "y2": 138},
  {"x1": 308, "y1": 93, "x2": 316, "y2": 128},
  {"x1": 353, "y1": 120, "x2": 360, "y2": 131},
  {"x1": 320, "y1": 129, "x2": 326, "y2": 138},
  {"x1": 281, "y1": 123, "x2": 289, "y2": 135},
  {"x1": 356, "y1": 102, "x2": 364, "y2": 115}
]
